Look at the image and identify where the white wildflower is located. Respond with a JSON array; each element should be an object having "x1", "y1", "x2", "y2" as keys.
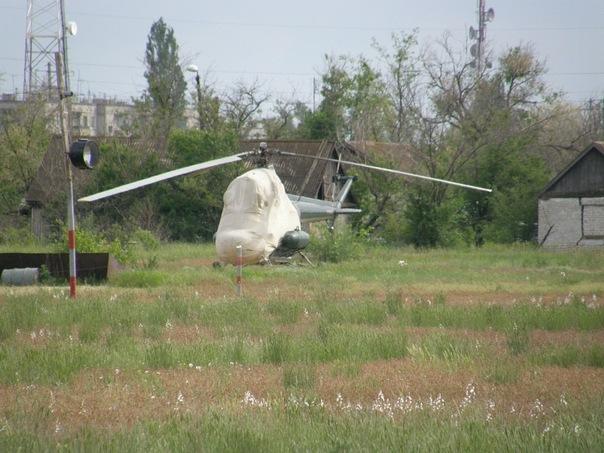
[
  {"x1": 371, "y1": 391, "x2": 393, "y2": 417},
  {"x1": 530, "y1": 399, "x2": 544, "y2": 418},
  {"x1": 241, "y1": 391, "x2": 269, "y2": 408},
  {"x1": 459, "y1": 382, "x2": 476, "y2": 410},
  {"x1": 336, "y1": 393, "x2": 344, "y2": 408},
  {"x1": 428, "y1": 394, "x2": 445, "y2": 412}
]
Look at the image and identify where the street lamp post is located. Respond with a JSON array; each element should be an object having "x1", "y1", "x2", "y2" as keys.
[{"x1": 186, "y1": 64, "x2": 203, "y2": 130}]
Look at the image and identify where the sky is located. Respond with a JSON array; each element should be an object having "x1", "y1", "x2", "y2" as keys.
[{"x1": 1, "y1": 0, "x2": 603, "y2": 111}]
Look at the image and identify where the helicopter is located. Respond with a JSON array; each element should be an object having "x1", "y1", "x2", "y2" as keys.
[{"x1": 79, "y1": 142, "x2": 492, "y2": 265}]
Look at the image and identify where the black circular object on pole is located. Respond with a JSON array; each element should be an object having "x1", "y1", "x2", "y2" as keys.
[{"x1": 69, "y1": 139, "x2": 99, "y2": 169}]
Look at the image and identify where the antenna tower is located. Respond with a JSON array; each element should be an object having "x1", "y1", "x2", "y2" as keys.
[
  {"x1": 23, "y1": 0, "x2": 72, "y2": 99},
  {"x1": 469, "y1": 0, "x2": 495, "y2": 72}
]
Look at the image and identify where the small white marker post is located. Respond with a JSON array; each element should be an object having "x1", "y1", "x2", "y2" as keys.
[{"x1": 235, "y1": 245, "x2": 243, "y2": 296}]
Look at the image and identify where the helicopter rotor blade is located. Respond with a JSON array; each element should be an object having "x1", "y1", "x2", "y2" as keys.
[
  {"x1": 79, "y1": 151, "x2": 254, "y2": 202},
  {"x1": 276, "y1": 151, "x2": 492, "y2": 193}
]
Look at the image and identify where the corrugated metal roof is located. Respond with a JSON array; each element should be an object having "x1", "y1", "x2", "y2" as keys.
[{"x1": 240, "y1": 140, "x2": 336, "y2": 198}]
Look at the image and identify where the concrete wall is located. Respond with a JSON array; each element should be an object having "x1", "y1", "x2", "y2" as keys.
[{"x1": 539, "y1": 197, "x2": 604, "y2": 248}]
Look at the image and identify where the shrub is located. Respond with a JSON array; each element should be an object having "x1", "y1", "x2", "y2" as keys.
[
  {"x1": 308, "y1": 224, "x2": 363, "y2": 263},
  {"x1": 0, "y1": 225, "x2": 39, "y2": 247},
  {"x1": 56, "y1": 224, "x2": 133, "y2": 264}
]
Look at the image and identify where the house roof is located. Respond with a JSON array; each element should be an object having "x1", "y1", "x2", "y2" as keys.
[
  {"x1": 25, "y1": 136, "x2": 151, "y2": 206},
  {"x1": 539, "y1": 142, "x2": 604, "y2": 199},
  {"x1": 240, "y1": 140, "x2": 344, "y2": 198},
  {"x1": 240, "y1": 139, "x2": 419, "y2": 197},
  {"x1": 25, "y1": 136, "x2": 91, "y2": 206}
]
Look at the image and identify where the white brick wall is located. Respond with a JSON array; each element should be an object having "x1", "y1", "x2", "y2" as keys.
[
  {"x1": 539, "y1": 197, "x2": 604, "y2": 248},
  {"x1": 582, "y1": 198, "x2": 604, "y2": 239}
]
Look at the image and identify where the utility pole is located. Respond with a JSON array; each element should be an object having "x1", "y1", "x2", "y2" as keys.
[
  {"x1": 55, "y1": 52, "x2": 77, "y2": 299},
  {"x1": 312, "y1": 77, "x2": 316, "y2": 113}
]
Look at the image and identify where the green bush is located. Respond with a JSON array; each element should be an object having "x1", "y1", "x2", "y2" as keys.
[
  {"x1": 401, "y1": 187, "x2": 472, "y2": 248},
  {"x1": 308, "y1": 224, "x2": 363, "y2": 263},
  {"x1": 56, "y1": 224, "x2": 133, "y2": 264},
  {"x1": 0, "y1": 225, "x2": 39, "y2": 246}
]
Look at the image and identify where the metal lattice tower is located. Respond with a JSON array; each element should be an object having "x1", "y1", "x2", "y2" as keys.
[
  {"x1": 23, "y1": 0, "x2": 70, "y2": 99},
  {"x1": 469, "y1": 0, "x2": 495, "y2": 72}
]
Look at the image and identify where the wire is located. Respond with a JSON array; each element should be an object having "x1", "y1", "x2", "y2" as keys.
[{"x1": 2, "y1": 4, "x2": 604, "y2": 33}]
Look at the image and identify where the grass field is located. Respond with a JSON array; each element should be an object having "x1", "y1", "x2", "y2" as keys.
[{"x1": 1, "y1": 243, "x2": 603, "y2": 451}]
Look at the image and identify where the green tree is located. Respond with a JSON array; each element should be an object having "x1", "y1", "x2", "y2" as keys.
[
  {"x1": 82, "y1": 129, "x2": 239, "y2": 241},
  {"x1": 373, "y1": 31, "x2": 421, "y2": 143},
  {"x1": 159, "y1": 129, "x2": 240, "y2": 240},
  {"x1": 80, "y1": 140, "x2": 167, "y2": 236},
  {"x1": 141, "y1": 17, "x2": 186, "y2": 150},
  {"x1": 0, "y1": 95, "x2": 51, "y2": 224},
  {"x1": 222, "y1": 80, "x2": 269, "y2": 138},
  {"x1": 190, "y1": 74, "x2": 222, "y2": 131}
]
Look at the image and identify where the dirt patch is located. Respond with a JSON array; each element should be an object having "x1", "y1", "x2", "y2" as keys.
[
  {"x1": 2, "y1": 360, "x2": 603, "y2": 434},
  {"x1": 162, "y1": 324, "x2": 218, "y2": 343}
]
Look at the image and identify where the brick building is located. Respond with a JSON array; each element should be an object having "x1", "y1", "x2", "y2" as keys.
[{"x1": 538, "y1": 142, "x2": 604, "y2": 248}]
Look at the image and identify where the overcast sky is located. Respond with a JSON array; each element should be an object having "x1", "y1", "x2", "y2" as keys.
[{"x1": 1, "y1": 0, "x2": 603, "y2": 110}]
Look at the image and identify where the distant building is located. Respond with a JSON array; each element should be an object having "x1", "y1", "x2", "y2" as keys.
[
  {"x1": 538, "y1": 142, "x2": 604, "y2": 248},
  {"x1": 0, "y1": 95, "x2": 198, "y2": 137}
]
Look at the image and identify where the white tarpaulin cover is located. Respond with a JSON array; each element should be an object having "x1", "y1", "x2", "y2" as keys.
[{"x1": 215, "y1": 167, "x2": 300, "y2": 264}]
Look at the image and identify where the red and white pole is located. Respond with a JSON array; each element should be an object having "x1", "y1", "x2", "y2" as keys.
[
  {"x1": 236, "y1": 245, "x2": 243, "y2": 296},
  {"x1": 67, "y1": 182, "x2": 77, "y2": 298}
]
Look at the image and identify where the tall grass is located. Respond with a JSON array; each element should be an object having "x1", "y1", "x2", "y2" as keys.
[
  {"x1": 397, "y1": 302, "x2": 604, "y2": 331},
  {"x1": 1, "y1": 244, "x2": 603, "y2": 450},
  {"x1": 1, "y1": 403, "x2": 603, "y2": 452}
]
